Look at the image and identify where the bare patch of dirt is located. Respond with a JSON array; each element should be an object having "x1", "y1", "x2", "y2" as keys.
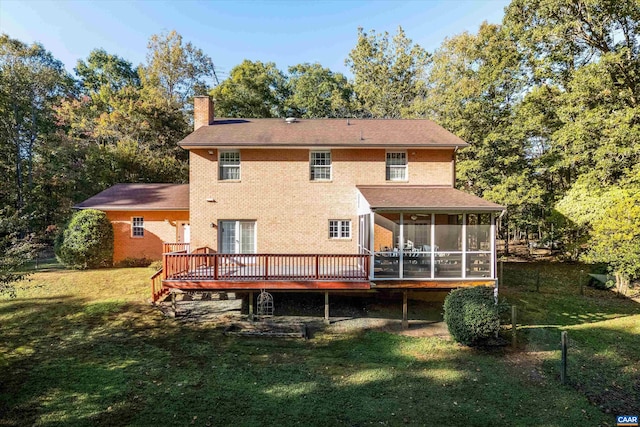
[{"x1": 155, "y1": 290, "x2": 451, "y2": 338}]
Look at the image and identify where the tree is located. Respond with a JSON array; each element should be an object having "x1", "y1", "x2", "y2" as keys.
[
  {"x1": 503, "y1": 0, "x2": 640, "y2": 253},
  {"x1": 346, "y1": 26, "x2": 430, "y2": 118},
  {"x1": 0, "y1": 34, "x2": 73, "y2": 212},
  {"x1": 582, "y1": 192, "x2": 640, "y2": 294},
  {"x1": 418, "y1": 23, "x2": 543, "y2": 247},
  {"x1": 55, "y1": 209, "x2": 114, "y2": 269},
  {"x1": 141, "y1": 30, "x2": 218, "y2": 110},
  {"x1": 211, "y1": 60, "x2": 288, "y2": 118},
  {"x1": 75, "y1": 48, "x2": 140, "y2": 95},
  {"x1": 285, "y1": 63, "x2": 354, "y2": 118},
  {"x1": 0, "y1": 210, "x2": 39, "y2": 297}
]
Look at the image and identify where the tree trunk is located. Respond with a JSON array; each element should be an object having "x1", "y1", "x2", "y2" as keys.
[
  {"x1": 504, "y1": 220, "x2": 510, "y2": 256},
  {"x1": 615, "y1": 272, "x2": 629, "y2": 297}
]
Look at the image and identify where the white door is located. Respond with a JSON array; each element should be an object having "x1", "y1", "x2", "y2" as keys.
[
  {"x1": 177, "y1": 222, "x2": 190, "y2": 243},
  {"x1": 183, "y1": 223, "x2": 190, "y2": 243},
  {"x1": 219, "y1": 221, "x2": 256, "y2": 254}
]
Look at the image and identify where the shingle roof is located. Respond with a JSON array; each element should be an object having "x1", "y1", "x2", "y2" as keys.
[
  {"x1": 178, "y1": 118, "x2": 469, "y2": 149},
  {"x1": 357, "y1": 186, "x2": 505, "y2": 211},
  {"x1": 74, "y1": 184, "x2": 189, "y2": 211}
]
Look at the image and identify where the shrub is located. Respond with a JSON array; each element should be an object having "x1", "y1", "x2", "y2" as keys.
[
  {"x1": 148, "y1": 260, "x2": 163, "y2": 271},
  {"x1": 443, "y1": 286, "x2": 501, "y2": 345},
  {"x1": 116, "y1": 257, "x2": 154, "y2": 268},
  {"x1": 55, "y1": 209, "x2": 113, "y2": 269}
]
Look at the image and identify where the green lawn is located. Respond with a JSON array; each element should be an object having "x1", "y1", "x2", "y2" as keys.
[{"x1": 1, "y1": 262, "x2": 637, "y2": 426}]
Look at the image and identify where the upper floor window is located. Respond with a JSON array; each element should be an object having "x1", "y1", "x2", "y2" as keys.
[
  {"x1": 310, "y1": 151, "x2": 331, "y2": 181},
  {"x1": 219, "y1": 151, "x2": 240, "y2": 180},
  {"x1": 132, "y1": 217, "x2": 144, "y2": 237},
  {"x1": 386, "y1": 151, "x2": 407, "y2": 181}
]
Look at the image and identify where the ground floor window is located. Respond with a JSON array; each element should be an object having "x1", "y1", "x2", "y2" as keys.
[
  {"x1": 132, "y1": 217, "x2": 144, "y2": 237},
  {"x1": 329, "y1": 220, "x2": 351, "y2": 239}
]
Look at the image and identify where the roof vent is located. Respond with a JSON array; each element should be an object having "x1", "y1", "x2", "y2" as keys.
[{"x1": 285, "y1": 117, "x2": 298, "y2": 124}]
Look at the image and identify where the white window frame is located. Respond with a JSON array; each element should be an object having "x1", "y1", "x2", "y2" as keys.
[
  {"x1": 132, "y1": 217, "x2": 144, "y2": 237},
  {"x1": 218, "y1": 220, "x2": 257, "y2": 254},
  {"x1": 386, "y1": 151, "x2": 408, "y2": 181},
  {"x1": 310, "y1": 150, "x2": 332, "y2": 181},
  {"x1": 219, "y1": 150, "x2": 241, "y2": 181},
  {"x1": 329, "y1": 219, "x2": 351, "y2": 239}
]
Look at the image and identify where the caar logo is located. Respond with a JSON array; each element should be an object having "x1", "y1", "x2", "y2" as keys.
[{"x1": 617, "y1": 415, "x2": 639, "y2": 427}]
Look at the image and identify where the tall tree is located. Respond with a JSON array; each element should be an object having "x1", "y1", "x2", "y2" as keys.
[
  {"x1": 419, "y1": 24, "x2": 543, "y2": 243},
  {"x1": 75, "y1": 48, "x2": 140, "y2": 95},
  {"x1": 285, "y1": 63, "x2": 354, "y2": 118},
  {"x1": 504, "y1": 0, "x2": 640, "y2": 254},
  {"x1": 211, "y1": 60, "x2": 288, "y2": 118},
  {"x1": 141, "y1": 30, "x2": 218, "y2": 110},
  {"x1": 0, "y1": 34, "x2": 73, "y2": 211},
  {"x1": 346, "y1": 26, "x2": 430, "y2": 118}
]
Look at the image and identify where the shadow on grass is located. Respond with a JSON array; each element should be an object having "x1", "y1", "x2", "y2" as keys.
[
  {"x1": 0, "y1": 293, "x2": 612, "y2": 427},
  {"x1": 499, "y1": 261, "x2": 640, "y2": 416},
  {"x1": 518, "y1": 324, "x2": 640, "y2": 415}
]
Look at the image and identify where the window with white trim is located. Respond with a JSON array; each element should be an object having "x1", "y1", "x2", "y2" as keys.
[
  {"x1": 386, "y1": 151, "x2": 407, "y2": 181},
  {"x1": 329, "y1": 220, "x2": 351, "y2": 239},
  {"x1": 132, "y1": 217, "x2": 144, "y2": 237},
  {"x1": 219, "y1": 151, "x2": 240, "y2": 180},
  {"x1": 310, "y1": 151, "x2": 331, "y2": 181}
]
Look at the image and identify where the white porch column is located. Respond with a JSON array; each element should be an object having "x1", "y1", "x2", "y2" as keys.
[
  {"x1": 491, "y1": 213, "x2": 496, "y2": 279},
  {"x1": 462, "y1": 213, "x2": 467, "y2": 279},
  {"x1": 430, "y1": 213, "x2": 435, "y2": 279},
  {"x1": 399, "y1": 213, "x2": 404, "y2": 279},
  {"x1": 369, "y1": 212, "x2": 375, "y2": 280}
]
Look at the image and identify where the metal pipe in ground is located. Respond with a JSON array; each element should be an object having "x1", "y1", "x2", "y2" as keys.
[
  {"x1": 512, "y1": 305, "x2": 517, "y2": 347},
  {"x1": 561, "y1": 331, "x2": 568, "y2": 384}
]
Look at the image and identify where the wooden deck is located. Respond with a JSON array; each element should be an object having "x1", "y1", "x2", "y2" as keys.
[
  {"x1": 151, "y1": 248, "x2": 496, "y2": 302},
  {"x1": 163, "y1": 253, "x2": 370, "y2": 282}
]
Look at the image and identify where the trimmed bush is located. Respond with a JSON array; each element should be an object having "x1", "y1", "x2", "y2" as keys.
[
  {"x1": 116, "y1": 257, "x2": 154, "y2": 268},
  {"x1": 55, "y1": 209, "x2": 114, "y2": 269},
  {"x1": 443, "y1": 286, "x2": 500, "y2": 345}
]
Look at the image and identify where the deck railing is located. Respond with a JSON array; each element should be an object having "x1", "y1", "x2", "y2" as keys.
[
  {"x1": 163, "y1": 242, "x2": 190, "y2": 254},
  {"x1": 150, "y1": 268, "x2": 167, "y2": 302},
  {"x1": 163, "y1": 253, "x2": 370, "y2": 282}
]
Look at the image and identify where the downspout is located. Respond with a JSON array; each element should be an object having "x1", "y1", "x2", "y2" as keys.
[{"x1": 452, "y1": 146, "x2": 458, "y2": 186}]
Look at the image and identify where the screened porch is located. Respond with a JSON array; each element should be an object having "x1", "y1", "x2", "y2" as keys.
[{"x1": 359, "y1": 212, "x2": 496, "y2": 281}]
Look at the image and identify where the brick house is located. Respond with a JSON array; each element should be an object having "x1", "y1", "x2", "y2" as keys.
[
  {"x1": 75, "y1": 184, "x2": 189, "y2": 263},
  {"x1": 149, "y1": 96, "x2": 504, "y2": 310}
]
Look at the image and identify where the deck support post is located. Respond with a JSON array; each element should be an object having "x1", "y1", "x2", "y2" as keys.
[
  {"x1": 248, "y1": 291, "x2": 254, "y2": 321},
  {"x1": 324, "y1": 292, "x2": 330, "y2": 325},
  {"x1": 171, "y1": 292, "x2": 176, "y2": 316},
  {"x1": 402, "y1": 290, "x2": 408, "y2": 330}
]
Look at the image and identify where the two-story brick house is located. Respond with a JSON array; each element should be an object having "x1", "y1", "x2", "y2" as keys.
[{"x1": 149, "y1": 96, "x2": 504, "y2": 307}]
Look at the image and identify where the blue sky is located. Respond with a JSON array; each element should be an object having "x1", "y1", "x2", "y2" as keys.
[{"x1": 1, "y1": 0, "x2": 510, "y2": 80}]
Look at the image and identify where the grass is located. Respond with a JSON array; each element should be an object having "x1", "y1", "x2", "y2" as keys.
[
  {"x1": 0, "y1": 261, "x2": 638, "y2": 426},
  {"x1": 500, "y1": 261, "x2": 640, "y2": 415}
]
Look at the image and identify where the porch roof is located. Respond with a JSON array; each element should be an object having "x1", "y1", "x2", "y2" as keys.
[
  {"x1": 357, "y1": 186, "x2": 505, "y2": 212},
  {"x1": 74, "y1": 183, "x2": 189, "y2": 211}
]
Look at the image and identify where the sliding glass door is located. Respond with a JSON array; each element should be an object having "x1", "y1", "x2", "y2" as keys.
[{"x1": 219, "y1": 220, "x2": 256, "y2": 254}]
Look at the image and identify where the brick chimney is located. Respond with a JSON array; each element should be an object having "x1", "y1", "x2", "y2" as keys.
[{"x1": 194, "y1": 96, "x2": 214, "y2": 130}]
